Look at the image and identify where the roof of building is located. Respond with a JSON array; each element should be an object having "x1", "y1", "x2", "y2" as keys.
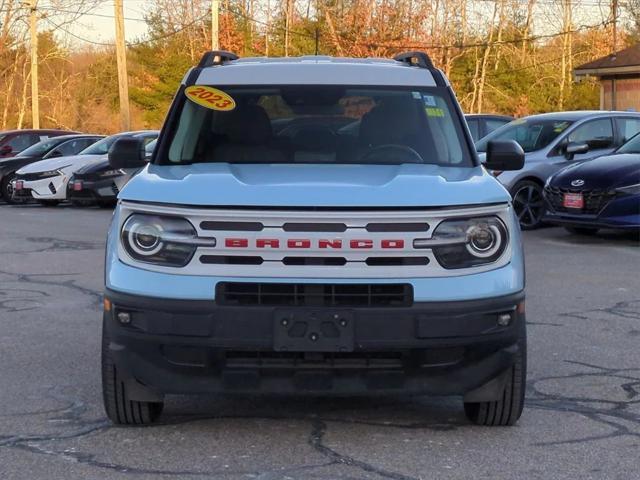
[{"x1": 574, "y1": 44, "x2": 640, "y2": 76}]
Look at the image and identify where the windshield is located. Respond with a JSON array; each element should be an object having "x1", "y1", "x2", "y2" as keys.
[
  {"x1": 80, "y1": 135, "x2": 123, "y2": 155},
  {"x1": 617, "y1": 132, "x2": 640, "y2": 154},
  {"x1": 476, "y1": 118, "x2": 574, "y2": 153},
  {"x1": 17, "y1": 137, "x2": 63, "y2": 157},
  {"x1": 161, "y1": 85, "x2": 472, "y2": 166}
]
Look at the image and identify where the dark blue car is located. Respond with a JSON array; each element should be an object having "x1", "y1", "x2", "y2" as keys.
[{"x1": 543, "y1": 132, "x2": 640, "y2": 234}]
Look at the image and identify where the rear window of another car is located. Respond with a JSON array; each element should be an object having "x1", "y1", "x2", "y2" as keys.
[
  {"x1": 617, "y1": 132, "x2": 640, "y2": 154},
  {"x1": 162, "y1": 85, "x2": 473, "y2": 167},
  {"x1": 616, "y1": 118, "x2": 640, "y2": 144},
  {"x1": 486, "y1": 118, "x2": 511, "y2": 134}
]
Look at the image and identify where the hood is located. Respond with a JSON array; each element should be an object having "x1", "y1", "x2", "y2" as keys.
[
  {"x1": 120, "y1": 163, "x2": 510, "y2": 207},
  {"x1": 552, "y1": 153, "x2": 640, "y2": 190},
  {"x1": 0, "y1": 155, "x2": 38, "y2": 172},
  {"x1": 16, "y1": 154, "x2": 103, "y2": 174},
  {"x1": 75, "y1": 158, "x2": 111, "y2": 175}
]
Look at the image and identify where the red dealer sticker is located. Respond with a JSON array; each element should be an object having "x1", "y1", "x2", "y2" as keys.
[{"x1": 563, "y1": 193, "x2": 584, "y2": 209}]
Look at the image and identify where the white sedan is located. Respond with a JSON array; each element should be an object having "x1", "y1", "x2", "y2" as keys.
[{"x1": 13, "y1": 131, "x2": 158, "y2": 205}]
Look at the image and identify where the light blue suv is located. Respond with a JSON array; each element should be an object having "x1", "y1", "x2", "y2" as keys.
[
  {"x1": 101, "y1": 51, "x2": 526, "y2": 426},
  {"x1": 476, "y1": 111, "x2": 640, "y2": 229}
]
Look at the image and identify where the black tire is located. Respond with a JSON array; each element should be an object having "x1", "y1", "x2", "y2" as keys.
[
  {"x1": 37, "y1": 199, "x2": 60, "y2": 207},
  {"x1": 101, "y1": 319, "x2": 164, "y2": 425},
  {"x1": 464, "y1": 326, "x2": 526, "y2": 426},
  {"x1": 511, "y1": 180, "x2": 545, "y2": 230},
  {"x1": 1, "y1": 173, "x2": 18, "y2": 204},
  {"x1": 564, "y1": 226, "x2": 599, "y2": 235}
]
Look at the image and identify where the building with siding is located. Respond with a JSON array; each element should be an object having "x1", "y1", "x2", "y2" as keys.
[{"x1": 574, "y1": 44, "x2": 640, "y2": 112}]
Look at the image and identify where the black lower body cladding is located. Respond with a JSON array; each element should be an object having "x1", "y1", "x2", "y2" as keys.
[{"x1": 103, "y1": 288, "x2": 525, "y2": 400}]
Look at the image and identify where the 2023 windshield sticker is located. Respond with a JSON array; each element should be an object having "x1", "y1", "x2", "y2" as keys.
[{"x1": 185, "y1": 86, "x2": 236, "y2": 111}]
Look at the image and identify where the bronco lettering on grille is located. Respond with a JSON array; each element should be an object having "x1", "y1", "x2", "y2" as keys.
[{"x1": 224, "y1": 238, "x2": 405, "y2": 249}]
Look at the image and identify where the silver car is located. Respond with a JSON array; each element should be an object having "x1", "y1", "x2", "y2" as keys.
[{"x1": 476, "y1": 111, "x2": 640, "y2": 229}]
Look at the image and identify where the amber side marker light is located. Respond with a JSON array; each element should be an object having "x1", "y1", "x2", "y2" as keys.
[
  {"x1": 517, "y1": 301, "x2": 526, "y2": 314},
  {"x1": 103, "y1": 297, "x2": 112, "y2": 312}
]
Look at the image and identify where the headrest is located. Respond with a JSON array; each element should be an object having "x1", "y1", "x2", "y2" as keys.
[{"x1": 222, "y1": 105, "x2": 272, "y2": 145}]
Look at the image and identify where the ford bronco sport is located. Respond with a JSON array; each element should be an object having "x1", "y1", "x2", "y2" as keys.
[{"x1": 102, "y1": 51, "x2": 526, "y2": 426}]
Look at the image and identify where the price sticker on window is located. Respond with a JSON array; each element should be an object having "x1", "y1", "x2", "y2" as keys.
[
  {"x1": 426, "y1": 107, "x2": 445, "y2": 118},
  {"x1": 185, "y1": 86, "x2": 236, "y2": 111}
]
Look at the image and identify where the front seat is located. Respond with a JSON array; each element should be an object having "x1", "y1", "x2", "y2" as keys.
[{"x1": 213, "y1": 105, "x2": 285, "y2": 163}]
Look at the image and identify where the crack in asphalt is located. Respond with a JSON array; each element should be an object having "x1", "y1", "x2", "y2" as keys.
[
  {"x1": 0, "y1": 237, "x2": 104, "y2": 255},
  {"x1": 0, "y1": 268, "x2": 103, "y2": 309},
  {"x1": 308, "y1": 419, "x2": 419, "y2": 480},
  {"x1": 524, "y1": 300, "x2": 640, "y2": 447},
  {"x1": 560, "y1": 300, "x2": 640, "y2": 321},
  {"x1": 0, "y1": 287, "x2": 50, "y2": 312}
]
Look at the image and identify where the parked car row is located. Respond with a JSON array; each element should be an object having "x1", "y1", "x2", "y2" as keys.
[
  {"x1": 0, "y1": 129, "x2": 76, "y2": 158},
  {"x1": 474, "y1": 111, "x2": 640, "y2": 232},
  {"x1": 1, "y1": 110, "x2": 638, "y2": 235},
  {"x1": 0, "y1": 130, "x2": 158, "y2": 206}
]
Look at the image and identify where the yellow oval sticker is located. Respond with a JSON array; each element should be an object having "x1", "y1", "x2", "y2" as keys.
[{"x1": 185, "y1": 85, "x2": 236, "y2": 111}]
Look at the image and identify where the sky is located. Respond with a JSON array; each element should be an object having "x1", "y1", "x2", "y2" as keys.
[
  {"x1": 64, "y1": 1, "x2": 151, "y2": 46},
  {"x1": 57, "y1": 0, "x2": 616, "y2": 48}
]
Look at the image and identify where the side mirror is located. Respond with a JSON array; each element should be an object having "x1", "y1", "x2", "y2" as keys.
[
  {"x1": 0, "y1": 145, "x2": 12, "y2": 155},
  {"x1": 108, "y1": 137, "x2": 147, "y2": 169},
  {"x1": 484, "y1": 140, "x2": 524, "y2": 171},
  {"x1": 48, "y1": 149, "x2": 62, "y2": 158},
  {"x1": 565, "y1": 141, "x2": 589, "y2": 160}
]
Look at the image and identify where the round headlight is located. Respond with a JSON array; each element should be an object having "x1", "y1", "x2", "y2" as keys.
[
  {"x1": 121, "y1": 214, "x2": 199, "y2": 267},
  {"x1": 466, "y1": 223, "x2": 502, "y2": 258},
  {"x1": 430, "y1": 216, "x2": 508, "y2": 269},
  {"x1": 127, "y1": 222, "x2": 163, "y2": 256}
]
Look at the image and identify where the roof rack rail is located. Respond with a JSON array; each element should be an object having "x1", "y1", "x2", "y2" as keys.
[
  {"x1": 393, "y1": 51, "x2": 435, "y2": 69},
  {"x1": 198, "y1": 50, "x2": 239, "y2": 68}
]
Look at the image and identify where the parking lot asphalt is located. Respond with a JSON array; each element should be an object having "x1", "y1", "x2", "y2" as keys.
[{"x1": 0, "y1": 204, "x2": 639, "y2": 480}]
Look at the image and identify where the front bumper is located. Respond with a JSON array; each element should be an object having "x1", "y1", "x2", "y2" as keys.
[
  {"x1": 544, "y1": 194, "x2": 640, "y2": 230},
  {"x1": 67, "y1": 177, "x2": 118, "y2": 203},
  {"x1": 104, "y1": 288, "x2": 525, "y2": 399},
  {"x1": 22, "y1": 174, "x2": 69, "y2": 200}
]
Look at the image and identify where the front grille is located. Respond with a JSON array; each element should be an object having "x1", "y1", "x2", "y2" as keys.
[
  {"x1": 72, "y1": 172, "x2": 95, "y2": 181},
  {"x1": 365, "y1": 257, "x2": 429, "y2": 266},
  {"x1": 223, "y1": 351, "x2": 405, "y2": 369},
  {"x1": 12, "y1": 188, "x2": 32, "y2": 198},
  {"x1": 69, "y1": 189, "x2": 95, "y2": 199},
  {"x1": 216, "y1": 282, "x2": 413, "y2": 307},
  {"x1": 117, "y1": 203, "x2": 512, "y2": 278},
  {"x1": 201, "y1": 221, "x2": 264, "y2": 231},
  {"x1": 366, "y1": 222, "x2": 429, "y2": 232},
  {"x1": 545, "y1": 186, "x2": 618, "y2": 214},
  {"x1": 200, "y1": 255, "x2": 263, "y2": 265}
]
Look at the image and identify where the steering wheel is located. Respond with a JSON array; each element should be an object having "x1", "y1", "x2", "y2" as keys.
[
  {"x1": 279, "y1": 123, "x2": 336, "y2": 138},
  {"x1": 359, "y1": 144, "x2": 423, "y2": 164}
]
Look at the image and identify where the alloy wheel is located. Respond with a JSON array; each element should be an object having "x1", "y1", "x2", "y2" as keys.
[{"x1": 512, "y1": 183, "x2": 545, "y2": 229}]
